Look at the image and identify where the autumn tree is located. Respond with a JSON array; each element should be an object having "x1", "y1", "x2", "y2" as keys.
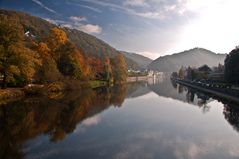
[
  {"x1": 46, "y1": 27, "x2": 68, "y2": 53},
  {"x1": 110, "y1": 54, "x2": 128, "y2": 83},
  {"x1": 0, "y1": 15, "x2": 40, "y2": 88},
  {"x1": 88, "y1": 57, "x2": 105, "y2": 80},
  {"x1": 44, "y1": 27, "x2": 89, "y2": 80},
  {"x1": 33, "y1": 42, "x2": 62, "y2": 83}
]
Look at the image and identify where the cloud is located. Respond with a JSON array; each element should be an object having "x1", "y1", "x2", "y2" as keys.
[
  {"x1": 44, "y1": 18, "x2": 65, "y2": 25},
  {"x1": 82, "y1": 115, "x2": 101, "y2": 126},
  {"x1": 78, "y1": 24, "x2": 102, "y2": 34},
  {"x1": 66, "y1": 2, "x2": 102, "y2": 13},
  {"x1": 31, "y1": 0, "x2": 56, "y2": 14},
  {"x1": 44, "y1": 17, "x2": 102, "y2": 34},
  {"x1": 70, "y1": 16, "x2": 87, "y2": 22},
  {"x1": 133, "y1": 11, "x2": 164, "y2": 19},
  {"x1": 79, "y1": 0, "x2": 163, "y2": 19},
  {"x1": 123, "y1": 0, "x2": 148, "y2": 7}
]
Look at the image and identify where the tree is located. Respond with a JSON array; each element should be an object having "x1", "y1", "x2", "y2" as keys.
[
  {"x1": 46, "y1": 27, "x2": 68, "y2": 53},
  {"x1": 0, "y1": 15, "x2": 40, "y2": 88},
  {"x1": 224, "y1": 47, "x2": 239, "y2": 84},
  {"x1": 33, "y1": 42, "x2": 61, "y2": 83},
  {"x1": 57, "y1": 42, "x2": 85, "y2": 79},
  {"x1": 88, "y1": 57, "x2": 105, "y2": 80},
  {"x1": 111, "y1": 54, "x2": 128, "y2": 83},
  {"x1": 178, "y1": 66, "x2": 184, "y2": 79},
  {"x1": 104, "y1": 57, "x2": 112, "y2": 82}
]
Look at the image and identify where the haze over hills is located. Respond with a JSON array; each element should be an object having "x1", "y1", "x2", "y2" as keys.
[
  {"x1": 121, "y1": 51, "x2": 153, "y2": 69},
  {"x1": 148, "y1": 48, "x2": 226, "y2": 72}
]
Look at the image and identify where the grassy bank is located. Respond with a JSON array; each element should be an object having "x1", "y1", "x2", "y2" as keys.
[{"x1": 89, "y1": 80, "x2": 108, "y2": 89}]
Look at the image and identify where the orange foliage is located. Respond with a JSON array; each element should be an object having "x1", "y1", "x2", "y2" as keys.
[{"x1": 88, "y1": 57, "x2": 105, "y2": 79}]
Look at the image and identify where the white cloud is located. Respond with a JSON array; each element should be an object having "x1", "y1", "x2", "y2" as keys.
[
  {"x1": 45, "y1": 18, "x2": 102, "y2": 35},
  {"x1": 70, "y1": 16, "x2": 87, "y2": 22},
  {"x1": 44, "y1": 18, "x2": 66, "y2": 25},
  {"x1": 31, "y1": 0, "x2": 56, "y2": 14},
  {"x1": 80, "y1": 0, "x2": 163, "y2": 19},
  {"x1": 78, "y1": 24, "x2": 102, "y2": 34},
  {"x1": 133, "y1": 11, "x2": 164, "y2": 19},
  {"x1": 82, "y1": 115, "x2": 101, "y2": 126},
  {"x1": 66, "y1": 2, "x2": 102, "y2": 13},
  {"x1": 123, "y1": 0, "x2": 148, "y2": 7}
]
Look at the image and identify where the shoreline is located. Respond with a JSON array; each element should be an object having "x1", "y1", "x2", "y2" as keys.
[
  {"x1": 0, "y1": 80, "x2": 108, "y2": 105},
  {"x1": 172, "y1": 78, "x2": 239, "y2": 103}
]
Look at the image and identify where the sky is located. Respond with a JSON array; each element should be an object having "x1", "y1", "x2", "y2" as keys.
[{"x1": 0, "y1": 0, "x2": 239, "y2": 59}]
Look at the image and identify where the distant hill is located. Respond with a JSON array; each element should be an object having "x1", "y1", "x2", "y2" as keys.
[
  {"x1": 120, "y1": 51, "x2": 153, "y2": 69},
  {"x1": 148, "y1": 48, "x2": 226, "y2": 72},
  {"x1": 0, "y1": 9, "x2": 138, "y2": 69}
]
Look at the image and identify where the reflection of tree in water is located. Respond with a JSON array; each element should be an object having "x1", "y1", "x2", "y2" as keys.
[
  {"x1": 170, "y1": 80, "x2": 239, "y2": 133},
  {"x1": 170, "y1": 80, "x2": 211, "y2": 113},
  {"x1": 0, "y1": 84, "x2": 127, "y2": 159},
  {"x1": 223, "y1": 103, "x2": 239, "y2": 132}
]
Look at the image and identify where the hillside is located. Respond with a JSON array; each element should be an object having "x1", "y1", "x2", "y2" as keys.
[
  {"x1": 148, "y1": 48, "x2": 226, "y2": 72},
  {"x1": 0, "y1": 9, "x2": 138, "y2": 69},
  {"x1": 121, "y1": 51, "x2": 153, "y2": 69}
]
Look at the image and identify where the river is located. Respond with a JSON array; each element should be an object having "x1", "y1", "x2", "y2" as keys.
[{"x1": 1, "y1": 77, "x2": 239, "y2": 159}]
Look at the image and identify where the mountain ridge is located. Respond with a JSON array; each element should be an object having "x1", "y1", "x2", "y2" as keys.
[
  {"x1": 148, "y1": 47, "x2": 226, "y2": 72},
  {"x1": 120, "y1": 51, "x2": 153, "y2": 69}
]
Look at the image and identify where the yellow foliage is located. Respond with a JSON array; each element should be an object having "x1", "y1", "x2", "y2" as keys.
[
  {"x1": 47, "y1": 27, "x2": 68, "y2": 51},
  {"x1": 37, "y1": 42, "x2": 51, "y2": 56}
]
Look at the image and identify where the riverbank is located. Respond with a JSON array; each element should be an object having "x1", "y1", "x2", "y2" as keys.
[
  {"x1": 0, "y1": 89, "x2": 25, "y2": 105},
  {"x1": 0, "y1": 80, "x2": 109, "y2": 105},
  {"x1": 172, "y1": 78, "x2": 239, "y2": 103}
]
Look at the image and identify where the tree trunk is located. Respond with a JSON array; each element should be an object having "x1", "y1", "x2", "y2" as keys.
[{"x1": 1, "y1": 72, "x2": 7, "y2": 89}]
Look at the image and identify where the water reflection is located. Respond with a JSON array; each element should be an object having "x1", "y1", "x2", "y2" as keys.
[
  {"x1": 223, "y1": 103, "x2": 239, "y2": 133},
  {"x1": 1, "y1": 78, "x2": 239, "y2": 159},
  {"x1": 148, "y1": 78, "x2": 213, "y2": 112},
  {"x1": 0, "y1": 85, "x2": 127, "y2": 159}
]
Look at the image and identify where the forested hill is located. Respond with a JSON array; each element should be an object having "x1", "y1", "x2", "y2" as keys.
[
  {"x1": 148, "y1": 48, "x2": 226, "y2": 72},
  {"x1": 0, "y1": 9, "x2": 130, "y2": 87},
  {"x1": 0, "y1": 9, "x2": 138, "y2": 69},
  {"x1": 121, "y1": 51, "x2": 153, "y2": 69}
]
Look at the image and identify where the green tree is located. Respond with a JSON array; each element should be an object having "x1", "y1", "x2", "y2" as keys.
[
  {"x1": 57, "y1": 42, "x2": 84, "y2": 79},
  {"x1": 224, "y1": 47, "x2": 239, "y2": 84},
  {"x1": 0, "y1": 16, "x2": 39, "y2": 88}
]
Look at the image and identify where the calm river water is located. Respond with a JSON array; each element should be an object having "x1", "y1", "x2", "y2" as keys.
[{"x1": 1, "y1": 77, "x2": 239, "y2": 159}]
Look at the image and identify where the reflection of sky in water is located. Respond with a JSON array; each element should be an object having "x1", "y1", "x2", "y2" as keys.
[{"x1": 24, "y1": 90, "x2": 239, "y2": 159}]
